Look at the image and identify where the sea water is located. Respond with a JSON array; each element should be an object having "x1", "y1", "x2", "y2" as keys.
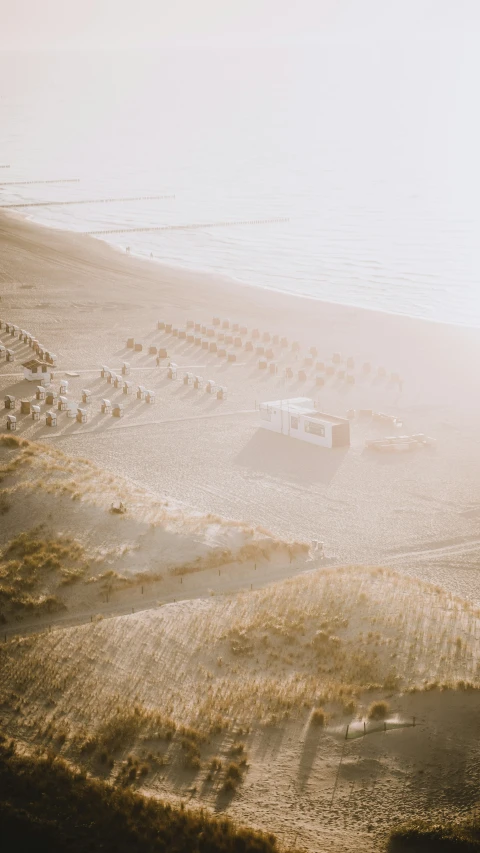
[{"x1": 0, "y1": 35, "x2": 479, "y2": 326}]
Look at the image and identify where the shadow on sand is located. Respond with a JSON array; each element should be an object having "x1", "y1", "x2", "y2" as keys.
[
  {"x1": 297, "y1": 723, "x2": 324, "y2": 791},
  {"x1": 235, "y1": 429, "x2": 348, "y2": 485}
]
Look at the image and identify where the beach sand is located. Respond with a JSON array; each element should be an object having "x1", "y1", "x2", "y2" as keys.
[
  {"x1": 2, "y1": 212, "x2": 480, "y2": 602},
  {"x1": 2, "y1": 212, "x2": 480, "y2": 851}
]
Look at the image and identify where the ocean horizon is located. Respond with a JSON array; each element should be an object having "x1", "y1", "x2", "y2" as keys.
[{"x1": 1, "y1": 38, "x2": 479, "y2": 327}]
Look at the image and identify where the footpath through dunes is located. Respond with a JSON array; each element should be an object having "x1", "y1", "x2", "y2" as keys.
[
  {"x1": 0, "y1": 435, "x2": 309, "y2": 634},
  {"x1": 1, "y1": 563, "x2": 480, "y2": 851}
]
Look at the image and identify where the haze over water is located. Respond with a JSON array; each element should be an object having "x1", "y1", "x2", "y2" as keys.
[{"x1": 1, "y1": 31, "x2": 480, "y2": 326}]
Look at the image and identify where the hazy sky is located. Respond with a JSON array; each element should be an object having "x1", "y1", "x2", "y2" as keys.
[{"x1": 2, "y1": 0, "x2": 479, "y2": 49}]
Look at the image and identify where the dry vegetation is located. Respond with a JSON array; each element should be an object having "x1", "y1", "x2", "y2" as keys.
[
  {"x1": 1, "y1": 563, "x2": 479, "y2": 851},
  {"x1": 0, "y1": 527, "x2": 88, "y2": 621},
  {"x1": 388, "y1": 820, "x2": 480, "y2": 851},
  {"x1": 1, "y1": 566, "x2": 478, "y2": 761},
  {"x1": 0, "y1": 435, "x2": 308, "y2": 589},
  {"x1": 2, "y1": 438, "x2": 480, "y2": 849},
  {"x1": 0, "y1": 736, "x2": 280, "y2": 853}
]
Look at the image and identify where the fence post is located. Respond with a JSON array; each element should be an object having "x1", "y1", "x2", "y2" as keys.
[{"x1": 330, "y1": 734, "x2": 348, "y2": 807}]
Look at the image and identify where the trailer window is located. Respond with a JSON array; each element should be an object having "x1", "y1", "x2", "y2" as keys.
[
  {"x1": 304, "y1": 420, "x2": 325, "y2": 437},
  {"x1": 290, "y1": 415, "x2": 299, "y2": 429}
]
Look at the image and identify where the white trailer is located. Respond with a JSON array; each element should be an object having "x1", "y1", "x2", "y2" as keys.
[{"x1": 259, "y1": 397, "x2": 350, "y2": 449}]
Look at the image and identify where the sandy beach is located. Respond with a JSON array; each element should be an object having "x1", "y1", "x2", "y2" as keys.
[
  {"x1": 2, "y1": 210, "x2": 480, "y2": 852},
  {"x1": 2, "y1": 211, "x2": 480, "y2": 601}
]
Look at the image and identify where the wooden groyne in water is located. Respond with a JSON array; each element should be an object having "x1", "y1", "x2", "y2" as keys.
[
  {"x1": 0, "y1": 178, "x2": 80, "y2": 186},
  {"x1": 0, "y1": 194, "x2": 175, "y2": 209},
  {"x1": 85, "y1": 217, "x2": 290, "y2": 236}
]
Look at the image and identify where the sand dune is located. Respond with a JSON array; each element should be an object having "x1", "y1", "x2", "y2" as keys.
[
  {"x1": 1, "y1": 563, "x2": 479, "y2": 851},
  {"x1": 0, "y1": 436, "x2": 308, "y2": 634}
]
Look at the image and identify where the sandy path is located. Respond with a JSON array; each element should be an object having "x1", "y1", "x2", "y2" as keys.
[
  {"x1": 37, "y1": 408, "x2": 257, "y2": 439},
  {"x1": 388, "y1": 537, "x2": 480, "y2": 561},
  {"x1": 2, "y1": 553, "x2": 323, "y2": 640}
]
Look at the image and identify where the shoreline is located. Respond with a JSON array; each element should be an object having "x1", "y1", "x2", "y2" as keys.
[
  {"x1": 122, "y1": 237, "x2": 480, "y2": 333},
  {"x1": 2, "y1": 207, "x2": 480, "y2": 418},
  {"x1": 2, "y1": 207, "x2": 480, "y2": 337},
  {"x1": 7, "y1": 206, "x2": 480, "y2": 334}
]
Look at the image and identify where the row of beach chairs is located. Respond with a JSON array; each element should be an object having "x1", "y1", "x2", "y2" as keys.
[
  {"x1": 157, "y1": 318, "x2": 402, "y2": 385},
  {"x1": 6, "y1": 405, "x2": 87, "y2": 430},
  {"x1": 125, "y1": 339, "x2": 170, "y2": 361},
  {"x1": 0, "y1": 319, "x2": 57, "y2": 365},
  {"x1": 4, "y1": 393, "x2": 148, "y2": 430},
  {"x1": 100, "y1": 367, "x2": 155, "y2": 402},
  {"x1": 167, "y1": 364, "x2": 227, "y2": 399}
]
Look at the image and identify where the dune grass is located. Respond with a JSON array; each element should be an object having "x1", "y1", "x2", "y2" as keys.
[
  {"x1": 0, "y1": 436, "x2": 308, "y2": 579},
  {"x1": 368, "y1": 700, "x2": 390, "y2": 721},
  {"x1": 1, "y1": 565, "x2": 478, "y2": 764},
  {"x1": 388, "y1": 820, "x2": 480, "y2": 851},
  {"x1": 0, "y1": 527, "x2": 87, "y2": 620},
  {"x1": 0, "y1": 735, "x2": 280, "y2": 853}
]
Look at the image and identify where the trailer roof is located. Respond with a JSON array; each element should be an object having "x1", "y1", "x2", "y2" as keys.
[{"x1": 261, "y1": 398, "x2": 348, "y2": 425}]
